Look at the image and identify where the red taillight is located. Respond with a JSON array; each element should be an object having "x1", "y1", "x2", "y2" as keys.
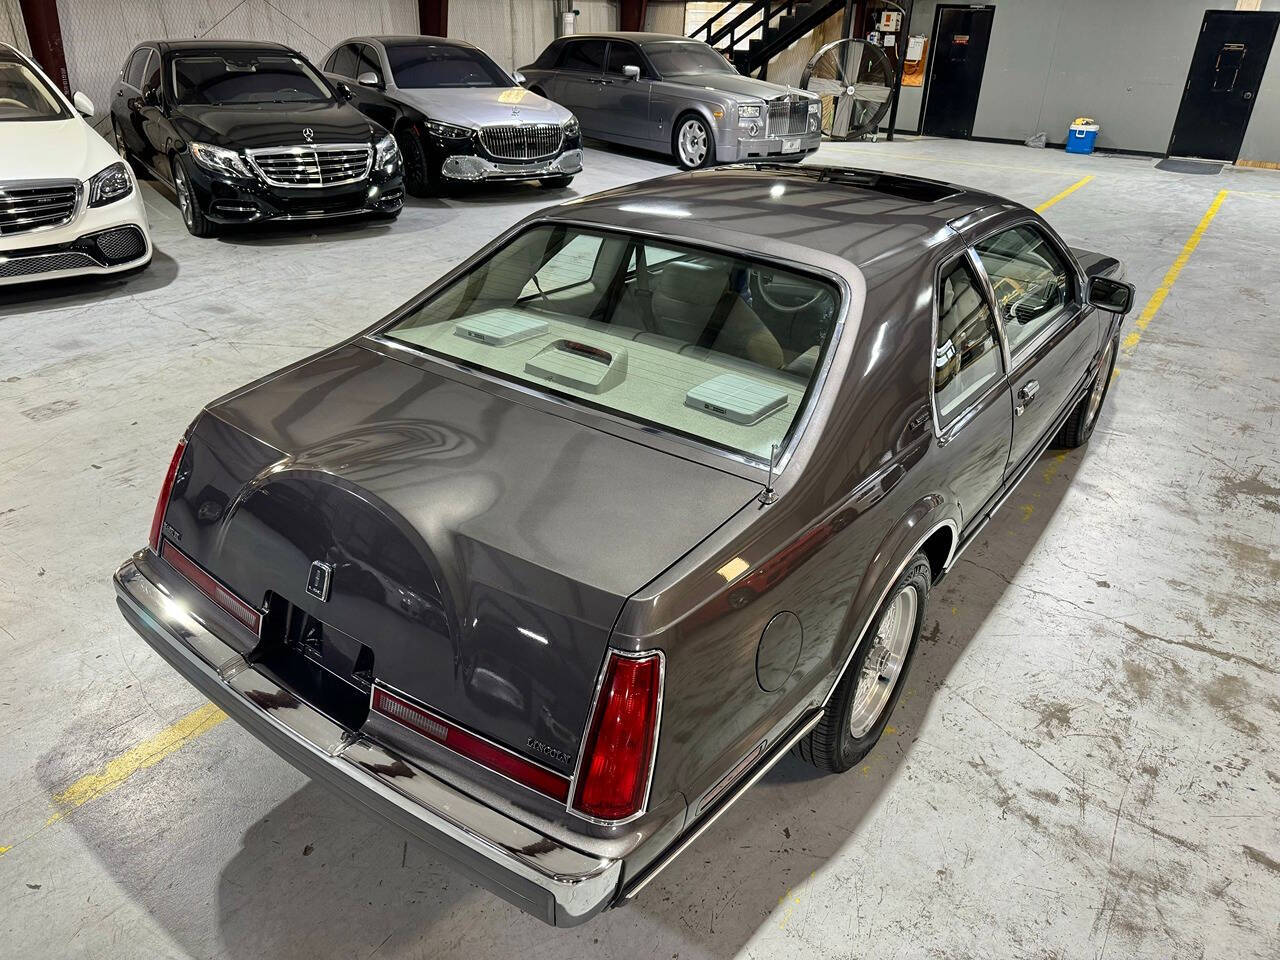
[
  {"x1": 371, "y1": 687, "x2": 571, "y2": 802},
  {"x1": 160, "y1": 540, "x2": 262, "y2": 635},
  {"x1": 572, "y1": 651, "x2": 663, "y2": 821},
  {"x1": 148, "y1": 439, "x2": 187, "y2": 554}
]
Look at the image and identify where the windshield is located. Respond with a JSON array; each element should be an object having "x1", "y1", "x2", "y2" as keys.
[
  {"x1": 0, "y1": 57, "x2": 68, "y2": 121},
  {"x1": 384, "y1": 225, "x2": 840, "y2": 462},
  {"x1": 644, "y1": 41, "x2": 737, "y2": 77},
  {"x1": 386, "y1": 42, "x2": 510, "y2": 88},
  {"x1": 171, "y1": 54, "x2": 333, "y2": 105}
]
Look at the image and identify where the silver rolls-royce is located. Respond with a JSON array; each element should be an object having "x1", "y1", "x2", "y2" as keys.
[{"x1": 520, "y1": 32, "x2": 821, "y2": 169}]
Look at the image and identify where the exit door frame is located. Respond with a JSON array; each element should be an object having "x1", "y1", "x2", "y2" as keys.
[
  {"x1": 1165, "y1": 9, "x2": 1280, "y2": 163},
  {"x1": 916, "y1": 2, "x2": 996, "y2": 137}
]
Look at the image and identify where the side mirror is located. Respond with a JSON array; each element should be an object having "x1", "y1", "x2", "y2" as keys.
[
  {"x1": 72, "y1": 91, "x2": 95, "y2": 117},
  {"x1": 623, "y1": 65, "x2": 641, "y2": 81},
  {"x1": 141, "y1": 86, "x2": 158, "y2": 107},
  {"x1": 356, "y1": 71, "x2": 382, "y2": 89},
  {"x1": 1088, "y1": 275, "x2": 1136, "y2": 314},
  {"x1": 512, "y1": 70, "x2": 526, "y2": 85},
  {"x1": 335, "y1": 81, "x2": 353, "y2": 100}
]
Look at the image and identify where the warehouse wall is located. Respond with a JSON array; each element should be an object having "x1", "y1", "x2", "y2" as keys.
[
  {"x1": 450, "y1": 0, "x2": 618, "y2": 71},
  {"x1": 893, "y1": 0, "x2": 1280, "y2": 162},
  {"x1": 55, "y1": 0, "x2": 416, "y2": 124},
  {"x1": 2, "y1": 0, "x2": 28, "y2": 53}
]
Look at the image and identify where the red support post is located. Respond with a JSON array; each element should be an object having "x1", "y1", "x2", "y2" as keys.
[
  {"x1": 619, "y1": 0, "x2": 648, "y2": 33},
  {"x1": 418, "y1": 0, "x2": 447, "y2": 37},
  {"x1": 18, "y1": 0, "x2": 70, "y2": 94}
]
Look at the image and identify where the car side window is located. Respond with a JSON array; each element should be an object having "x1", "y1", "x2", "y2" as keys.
[
  {"x1": 934, "y1": 257, "x2": 1005, "y2": 426},
  {"x1": 141, "y1": 50, "x2": 161, "y2": 94},
  {"x1": 124, "y1": 49, "x2": 148, "y2": 89},
  {"x1": 606, "y1": 42, "x2": 646, "y2": 76},
  {"x1": 558, "y1": 39, "x2": 606, "y2": 73},
  {"x1": 355, "y1": 44, "x2": 383, "y2": 83},
  {"x1": 974, "y1": 225, "x2": 1076, "y2": 355},
  {"x1": 326, "y1": 45, "x2": 357, "y2": 77}
]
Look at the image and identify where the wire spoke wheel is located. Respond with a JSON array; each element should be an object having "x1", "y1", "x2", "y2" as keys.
[{"x1": 801, "y1": 38, "x2": 896, "y2": 141}]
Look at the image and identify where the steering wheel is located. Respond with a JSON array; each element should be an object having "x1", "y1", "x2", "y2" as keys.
[{"x1": 750, "y1": 270, "x2": 827, "y2": 313}]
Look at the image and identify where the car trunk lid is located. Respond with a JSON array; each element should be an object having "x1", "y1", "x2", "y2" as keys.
[{"x1": 160, "y1": 342, "x2": 757, "y2": 777}]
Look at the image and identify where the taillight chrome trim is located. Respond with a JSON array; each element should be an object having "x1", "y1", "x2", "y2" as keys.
[
  {"x1": 148, "y1": 438, "x2": 187, "y2": 554},
  {"x1": 371, "y1": 682, "x2": 572, "y2": 803},
  {"x1": 566, "y1": 648, "x2": 666, "y2": 827},
  {"x1": 159, "y1": 539, "x2": 263, "y2": 636}
]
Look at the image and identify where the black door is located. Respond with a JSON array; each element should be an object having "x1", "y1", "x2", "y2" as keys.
[
  {"x1": 1168, "y1": 11, "x2": 1279, "y2": 162},
  {"x1": 922, "y1": 5, "x2": 994, "y2": 138}
]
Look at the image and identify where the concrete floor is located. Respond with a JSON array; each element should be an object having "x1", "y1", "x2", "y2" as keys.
[{"x1": 1, "y1": 138, "x2": 1278, "y2": 959}]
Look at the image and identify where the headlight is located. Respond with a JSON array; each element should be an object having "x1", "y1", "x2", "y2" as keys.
[
  {"x1": 375, "y1": 132, "x2": 399, "y2": 167},
  {"x1": 738, "y1": 103, "x2": 762, "y2": 120},
  {"x1": 188, "y1": 141, "x2": 254, "y2": 179},
  {"x1": 563, "y1": 115, "x2": 580, "y2": 137},
  {"x1": 424, "y1": 119, "x2": 473, "y2": 140},
  {"x1": 87, "y1": 161, "x2": 133, "y2": 207}
]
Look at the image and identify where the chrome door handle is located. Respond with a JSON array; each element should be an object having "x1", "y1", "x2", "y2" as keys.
[{"x1": 1015, "y1": 379, "x2": 1039, "y2": 417}]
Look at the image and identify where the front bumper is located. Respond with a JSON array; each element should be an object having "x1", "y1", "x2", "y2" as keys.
[
  {"x1": 113, "y1": 553, "x2": 621, "y2": 925},
  {"x1": 0, "y1": 187, "x2": 151, "y2": 287},
  {"x1": 718, "y1": 131, "x2": 822, "y2": 164},
  {"x1": 441, "y1": 148, "x2": 583, "y2": 182},
  {"x1": 187, "y1": 161, "x2": 404, "y2": 226}
]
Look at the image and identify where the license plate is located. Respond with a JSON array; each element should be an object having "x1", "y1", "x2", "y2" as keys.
[{"x1": 783, "y1": 138, "x2": 801, "y2": 153}]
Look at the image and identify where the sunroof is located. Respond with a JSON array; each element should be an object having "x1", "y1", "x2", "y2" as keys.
[{"x1": 818, "y1": 169, "x2": 961, "y2": 202}]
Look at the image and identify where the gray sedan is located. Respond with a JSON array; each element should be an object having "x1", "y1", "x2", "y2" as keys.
[{"x1": 520, "y1": 32, "x2": 822, "y2": 169}]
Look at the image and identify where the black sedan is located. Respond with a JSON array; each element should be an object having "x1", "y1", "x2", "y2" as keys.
[
  {"x1": 110, "y1": 40, "x2": 403, "y2": 237},
  {"x1": 115, "y1": 165, "x2": 1134, "y2": 924}
]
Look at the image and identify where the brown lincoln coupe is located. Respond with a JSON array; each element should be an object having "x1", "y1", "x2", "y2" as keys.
[{"x1": 114, "y1": 163, "x2": 1135, "y2": 924}]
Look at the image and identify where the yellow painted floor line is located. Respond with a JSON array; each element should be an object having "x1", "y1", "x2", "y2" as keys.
[
  {"x1": 1034, "y1": 175, "x2": 1094, "y2": 213},
  {"x1": 1122, "y1": 189, "x2": 1228, "y2": 354},
  {"x1": 44, "y1": 702, "x2": 227, "y2": 826}
]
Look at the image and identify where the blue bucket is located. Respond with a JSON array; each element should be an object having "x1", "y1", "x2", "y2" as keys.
[{"x1": 1066, "y1": 123, "x2": 1099, "y2": 155}]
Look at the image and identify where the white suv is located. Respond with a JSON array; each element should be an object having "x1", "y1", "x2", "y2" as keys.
[{"x1": 0, "y1": 42, "x2": 152, "y2": 286}]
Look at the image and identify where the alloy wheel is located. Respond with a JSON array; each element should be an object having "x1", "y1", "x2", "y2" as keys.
[
  {"x1": 1086, "y1": 339, "x2": 1114, "y2": 428},
  {"x1": 848, "y1": 585, "x2": 918, "y2": 737},
  {"x1": 174, "y1": 164, "x2": 194, "y2": 229},
  {"x1": 678, "y1": 119, "x2": 708, "y2": 167}
]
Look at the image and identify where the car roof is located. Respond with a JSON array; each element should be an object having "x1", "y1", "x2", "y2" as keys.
[
  {"x1": 153, "y1": 39, "x2": 297, "y2": 54},
  {"x1": 560, "y1": 32, "x2": 691, "y2": 44},
  {"x1": 542, "y1": 164, "x2": 1018, "y2": 275},
  {"x1": 354, "y1": 35, "x2": 468, "y2": 47}
]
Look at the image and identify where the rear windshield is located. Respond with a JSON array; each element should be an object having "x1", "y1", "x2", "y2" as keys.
[
  {"x1": 384, "y1": 225, "x2": 841, "y2": 463},
  {"x1": 0, "y1": 57, "x2": 68, "y2": 121},
  {"x1": 644, "y1": 41, "x2": 736, "y2": 77},
  {"x1": 171, "y1": 54, "x2": 333, "y2": 105},
  {"x1": 386, "y1": 43, "x2": 510, "y2": 88}
]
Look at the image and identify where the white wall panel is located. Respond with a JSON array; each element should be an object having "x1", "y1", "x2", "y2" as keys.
[
  {"x1": 55, "y1": 0, "x2": 416, "y2": 125},
  {"x1": 449, "y1": 0, "x2": 617, "y2": 71},
  {"x1": 1, "y1": 0, "x2": 28, "y2": 53}
]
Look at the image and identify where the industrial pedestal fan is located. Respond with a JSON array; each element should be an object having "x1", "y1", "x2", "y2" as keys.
[{"x1": 800, "y1": 38, "x2": 896, "y2": 141}]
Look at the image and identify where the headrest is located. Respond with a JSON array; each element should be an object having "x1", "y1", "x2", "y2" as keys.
[
  {"x1": 940, "y1": 275, "x2": 957, "y2": 318},
  {"x1": 655, "y1": 261, "x2": 727, "y2": 306}
]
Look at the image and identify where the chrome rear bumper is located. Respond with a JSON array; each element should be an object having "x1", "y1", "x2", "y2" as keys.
[{"x1": 113, "y1": 553, "x2": 621, "y2": 925}]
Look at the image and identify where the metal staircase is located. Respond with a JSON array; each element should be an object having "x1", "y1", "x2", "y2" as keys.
[{"x1": 690, "y1": 0, "x2": 846, "y2": 78}]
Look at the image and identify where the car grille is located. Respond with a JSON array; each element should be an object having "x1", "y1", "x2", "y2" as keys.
[
  {"x1": 765, "y1": 98, "x2": 810, "y2": 138},
  {"x1": 0, "y1": 251, "x2": 98, "y2": 279},
  {"x1": 479, "y1": 124, "x2": 563, "y2": 162},
  {"x1": 247, "y1": 145, "x2": 373, "y2": 188},
  {"x1": 0, "y1": 181, "x2": 80, "y2": 236}
]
